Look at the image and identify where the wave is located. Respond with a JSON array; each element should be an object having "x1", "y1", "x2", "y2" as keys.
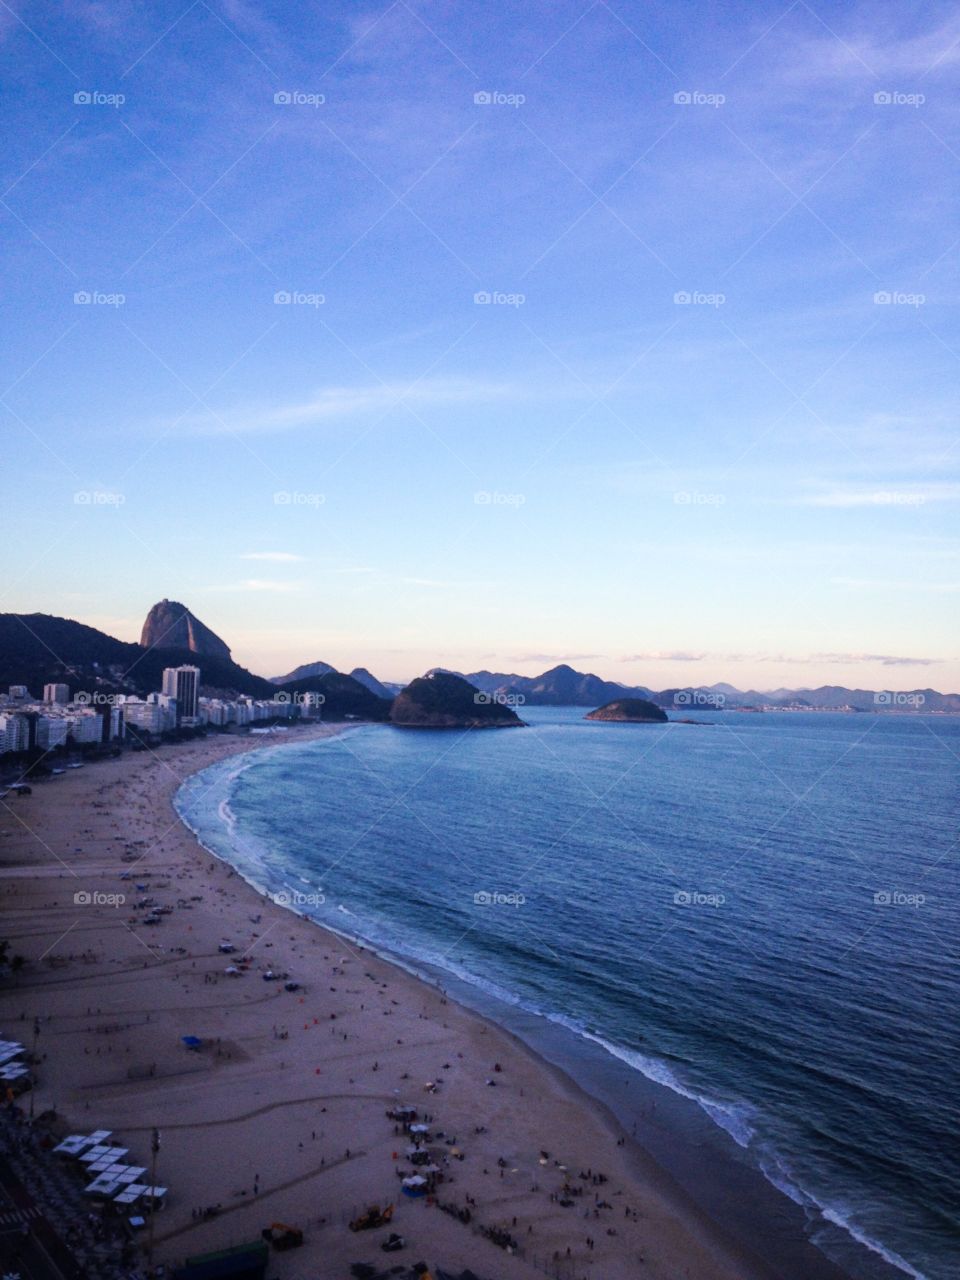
[{"x1": 817, "y1": 1208, "x2": 929, "y2": 1280}]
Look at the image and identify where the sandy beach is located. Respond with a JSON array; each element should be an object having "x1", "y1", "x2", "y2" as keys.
[{"x1": 0, "y1": 725, "x2": 783, "y2": 1280}]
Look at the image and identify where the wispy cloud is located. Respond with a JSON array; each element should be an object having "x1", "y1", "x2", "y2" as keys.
[
  {"x1": 812, "y1": 652, "x2": 941, "y2": 667},
  {"x1": 623, "y1": 651, "x2": 706, "y2": 662},
  {"x1": 170, "y1": 379, "x2": 513, "y2": 436},
  {"x1": 503, "y1": 653, "x2": 602, "y2": 665},
  {"x1": 240, "y1": 552, "x2": 306, "y2": 562},
  {"x1": 830, "y1": 577, "x2": 960, "y2": 594},
  {"x1": 209, "y1": 579, "x2": 303, "y2": 593},
  {"x1": 791, "y1": 484, "x2": 960, "y2": 509},
  {"x1": 621, "y1": 651, "x2": 942, "y2": 667}
]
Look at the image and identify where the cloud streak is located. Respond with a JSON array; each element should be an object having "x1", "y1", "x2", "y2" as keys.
[{"x1": 171, "y1": 378, "x2": 514, "y2": 436}]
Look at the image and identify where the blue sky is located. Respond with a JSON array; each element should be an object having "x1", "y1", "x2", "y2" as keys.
[{"x1": 2, "y1": 1, "x2": 958, "y2": 688}]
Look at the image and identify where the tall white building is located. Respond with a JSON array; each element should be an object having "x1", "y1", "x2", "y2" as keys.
[
  {"x1": 35, "y1": 715, "x2": 69, "y2": 750},
  {"x1": 120, "y1": 696, "x2": 164, "y2": 735},
  {"x1": 65, "y1": 710, "x2": 102, "y2": 745},
  {"x1": 162, "y1": 665, "x2": 199, "y2": 723},
  {"x1": 43, "y1": 683, "x2": 70, "y2": 705},
  {"x1": 0, "y1": 714, "x2": 29, "y2": 754}
]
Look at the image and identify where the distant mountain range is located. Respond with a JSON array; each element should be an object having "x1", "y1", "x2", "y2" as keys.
[
  {"x1": 270, "y1": 661, "x2": 400, "y2": 700},
  {"x1": 2, "y1": 606, "x2": 957, "y2": 717},
  {"x1": 449, "y1": 664, "x2": 654, "y2": 707},
  {"x1": 432, "y1": 663, "x2": 960, "y2": 713}
]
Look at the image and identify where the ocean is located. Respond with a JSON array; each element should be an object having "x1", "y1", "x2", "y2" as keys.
[{"x1": 174, "y1": 708, "x2": 960, "y2": 1280}]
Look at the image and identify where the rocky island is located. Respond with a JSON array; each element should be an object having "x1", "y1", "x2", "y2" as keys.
[
  {"x1": 586, "y1": 697, "x2": 668, "y2": 723},
  {"x1": 390, "y1": 671, "x2": 525, "y2": 728}
]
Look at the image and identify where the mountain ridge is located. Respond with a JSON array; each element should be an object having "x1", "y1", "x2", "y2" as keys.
[{"x1": 2, "y1": 609, "x2": 957, "y2": 714}]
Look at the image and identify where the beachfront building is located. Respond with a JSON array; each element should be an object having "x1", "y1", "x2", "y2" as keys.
[
  {"x1": 35, "y1": 714, "x2": 70, "y2": 750},
  {"x1": 43, "y1": 682, "x2": 70, "y2": 704},
  {"x1": 0, "y1": 713, "x2": 30, "y2": 754},
  {"x1": 198, "y1": 697, "x2": 230, "y2": 726},
  {"x1": 162, "y1": 665, "x2": 199, "y2": 724},
  {"x1": 6, "y1": 686, "x2": 29, "y2": 701},
  {"x1": 108, "y1": 705, "x2": 124, "y2": 741},
  {"x1": 120, "y1": 695, "x2": 167, "y2": 736},
  {"x1": 197, "y1": 695, "x2": 300, "y2": 727},
  {"x1": 64, "y1": 709, "x2": 103, "y2": 745}
]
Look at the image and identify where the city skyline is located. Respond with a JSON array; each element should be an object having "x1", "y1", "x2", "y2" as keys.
[{"x1": 3, "y1": 1, "x2": 958, "y2": 688}]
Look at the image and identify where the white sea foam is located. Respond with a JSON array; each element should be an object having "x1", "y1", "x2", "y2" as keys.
[{"x1": 818, "y1": 1207, "x2": 929, "y2": 1280}]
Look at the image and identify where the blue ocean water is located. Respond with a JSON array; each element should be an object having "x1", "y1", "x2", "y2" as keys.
[{"x1": 175, "y1": 709, "x2": 960, "y2": 1280}]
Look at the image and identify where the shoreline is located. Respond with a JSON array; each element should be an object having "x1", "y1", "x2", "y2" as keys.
[{"x1": 0, "y1": 724, "x2": 890, "y2": 1280}]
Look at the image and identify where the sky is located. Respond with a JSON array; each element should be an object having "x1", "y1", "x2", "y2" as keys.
[{"x1": 2, "y1": 0, "x2": 958, "y2": 690}]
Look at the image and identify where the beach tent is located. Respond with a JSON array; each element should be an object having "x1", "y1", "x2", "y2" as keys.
[
  {"x1": 54, "y1": 1131, "x2": 111, "y2": 1156},
  {"x1": 54, "y1": 1136, "x2": 91, "y2": 1156},
  {"x1": 84, "y1": 1174, "x2": 123, "y2": 1196},
  {"x1": 79, "y1": 1145, "x2": 112, "y2": 1162},
  {"x1": 114, "y1": 1186, "x2": 144, "y2": 1206},
  {"x1": 401, "y1": 1175, "x2": 427, "y2": 1197},
  {"x1": 81, "y1": 1146, "x2": 127, "y2": 1164}
]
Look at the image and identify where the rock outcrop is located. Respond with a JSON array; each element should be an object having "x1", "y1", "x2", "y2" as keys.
[
  {"x1": 140, "y1": 600, "x2": 231, "y2": 660},
  {"x1": 585, "y1": 698, "x2": 668, "y2": 723},
  {"x1": 390, "y1": 672, "x2": 525, "y2": 728}
]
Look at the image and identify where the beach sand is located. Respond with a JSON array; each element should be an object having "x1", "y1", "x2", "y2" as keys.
[{"x1": 0, "y1": 725, "x2": 781, "y2": 1279}]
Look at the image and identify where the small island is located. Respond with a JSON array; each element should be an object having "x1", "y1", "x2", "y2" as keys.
[
  {"x1": 585, "y1": 698, "x2": 668, "y2": 723},
  {"x1": 390, "y1": 671, "x2": 525, "y2": 729}
]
